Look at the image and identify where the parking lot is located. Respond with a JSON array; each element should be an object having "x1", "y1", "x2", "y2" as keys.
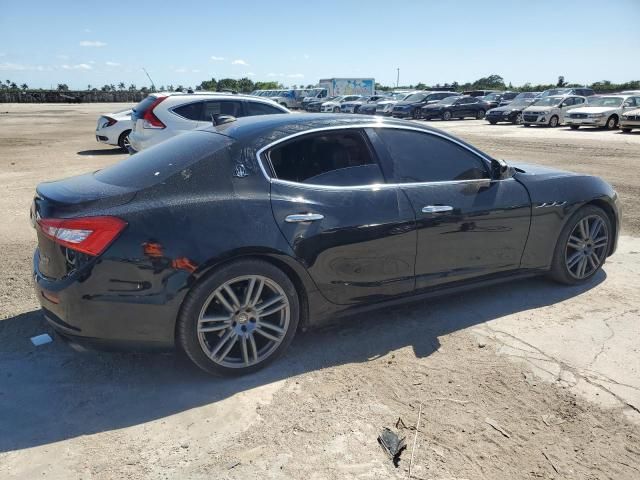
[{"x1": 1, "y1": 103, "x2": 640, "y2": 479}]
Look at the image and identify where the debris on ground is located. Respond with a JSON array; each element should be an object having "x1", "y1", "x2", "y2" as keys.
[
  {"x1": 377, "y1": 427, "x2": 406, "y2": 467},
  {"x1": 485, "y1": 417, "x2": 511, "y2": 438}
]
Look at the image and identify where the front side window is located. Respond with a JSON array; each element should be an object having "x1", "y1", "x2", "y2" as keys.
[
  {"x1": 376, "y1": 128, "x2": 489, "y2": 183},
  {"x1": 266, "y1": 130, "x2": 384, "y2": 187}
]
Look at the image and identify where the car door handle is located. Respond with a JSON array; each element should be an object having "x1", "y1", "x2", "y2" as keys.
[
  {"x1": 422, "y1": 205, "x2": 453, "y2": 214},
  {"x1": 285, "y1": 213, "x2": 324, "y2": 223}
]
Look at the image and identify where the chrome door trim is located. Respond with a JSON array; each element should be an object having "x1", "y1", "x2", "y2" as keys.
[{"x1": 284, "y1": 213, "x2": 324, "y2": 223}]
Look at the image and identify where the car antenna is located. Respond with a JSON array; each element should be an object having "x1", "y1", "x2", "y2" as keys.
[{"x1": 211, "y1": 114, "x2": 237, "y2": 126}]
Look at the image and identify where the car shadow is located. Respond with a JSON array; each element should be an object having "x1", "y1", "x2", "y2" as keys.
[
  {"x1": 0, "y1": 271, "x2": 605, "y2": 453},
  {"x1": 77, "y1": 148, "x2": 126, "y2": 156}
]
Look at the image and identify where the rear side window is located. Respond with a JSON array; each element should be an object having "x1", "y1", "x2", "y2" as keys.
[
  {"x1": 173, "y1": 102, "x2": 202, "y2": 120},
  {"x1": 95, "y1": 132, "x2": 233, "y2": 188},
  {"x1": 202, "y1": 100, "x2": 243, "y2": 120},
  {"x1": 267, "y1": 130, "x2": 384, "y2": 186},
  {"x1": 376, "y1": 128, "x2": 489, "y2": 183},
  {"x1": 246, "y1": 102, "x2": 286, "y2": 116}
]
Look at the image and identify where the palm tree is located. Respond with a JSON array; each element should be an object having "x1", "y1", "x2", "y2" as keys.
[{"x1": 118, "y1": 82, "x2": 126, "y2": 91}]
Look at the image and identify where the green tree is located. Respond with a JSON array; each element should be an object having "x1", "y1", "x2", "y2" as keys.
[
  {"x1": 253, "y1": 81, "x2": 281, "y2": 90},
  {"x1": 471, "y1": 74, "x2": 505, "y2": 90},
  {"x1": 237, "y1": 77, "x2": 254, "y2": 93},
  {"x1": 118, "y1": 82, "x2": 126, "y2": 91},
  {"x1": 128, "y1": 83, "x2": 137, "y2": 91},
  {"x1": 57, "y1": 83, "x2": 69, "y2": 91},
  {"x1": 20, "y1": 83, "x2": 28, "y2": 90},
  {"x1": 557, "y1": 76, "x2": 566, "y2": 87},
  {"x1": 217, "y1": 78, "x2": 239, "y2": 91}
]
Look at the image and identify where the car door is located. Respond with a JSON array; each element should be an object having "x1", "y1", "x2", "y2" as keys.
[
  {"x1": 265, "y1": 128, "x2": 417, "y2": 305},
  {"x1": 370, "y1": 126, "x2": 531, "y2": 290},
  {"x1": 453, "y1": 98, "x2": 473, "y2": 117},
  {"x1": 170, "y1": 100, "x2": 205, "y2": 132}
]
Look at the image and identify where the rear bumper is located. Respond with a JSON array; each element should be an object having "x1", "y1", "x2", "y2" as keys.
[
  {"x1": 33, "y1": 249, "x2": 178, "y2": 349},
  {"x1": 391, "y1": 110, "x2": 412, "y2": 118},
  {"x1": 564, "y1": 117, "x2": 607, "y2": 127}
]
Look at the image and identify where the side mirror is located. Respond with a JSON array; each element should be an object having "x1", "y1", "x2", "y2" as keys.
[{"x1": 491, "y1": 158, "x2": 511, "y2": 180}]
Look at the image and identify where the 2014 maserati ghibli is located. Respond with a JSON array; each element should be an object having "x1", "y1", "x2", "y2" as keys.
[{"x1": 32, "y1": 114, "x2": 620, "y2": 375}]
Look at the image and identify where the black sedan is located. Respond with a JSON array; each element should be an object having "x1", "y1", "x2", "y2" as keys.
[
  {"x1": 391, "y1": 91, "x2": 457, "y2": 119},
  {"x1": 485, "y1": 98, "x2": 538, "y2": 125},
  {"x1": 422, "y1": 95, "x2": 490, "y2": 120},
  {"x1": 305, "y1": 96, "x2": 338, "y2": 112},
  {"x1": 32, "y1": 114, "x2": 620, "y2": 376}
]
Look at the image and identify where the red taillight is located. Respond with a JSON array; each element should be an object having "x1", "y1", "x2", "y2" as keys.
[
  {"x1": 142, "y1": 96, "x2": 167, "y2": 129},
  {"x1": 37, "y1": 216, "x2": 127, "y2": 256},
  {"x1": 102, "y1": 116, "x2": 117, "y2": 128}
]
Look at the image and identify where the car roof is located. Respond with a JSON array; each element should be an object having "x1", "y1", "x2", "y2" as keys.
[{"x1": 200, "y1": 113, "x2": 471, "y2": 150}]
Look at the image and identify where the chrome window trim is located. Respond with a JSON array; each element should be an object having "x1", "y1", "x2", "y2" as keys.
[{"x1": 255, "y1": 123, "x2": 495, "y2": 191}]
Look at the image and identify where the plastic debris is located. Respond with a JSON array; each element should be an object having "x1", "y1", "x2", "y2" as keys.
[
  {"x1": 30, "y1": 333, "x2": 53, "y2": 346},
  {"x1": 378, "y1": 427, "x2": 406, "y2": 467}
]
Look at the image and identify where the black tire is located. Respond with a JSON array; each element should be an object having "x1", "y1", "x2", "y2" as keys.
[
  {"x1": 442, "y1": 110, "x2": 452, "y2": 121},
  {"x1": 488, "y1": 120, "x2": 497, "y2": 125},
  {"x1": 177, "y1": 259, "x2": 300, "y2": 376},
  {"x1": 280, "y1": 102, "x2": 288, "y2": 108},
  {"x1": 549, "y1": 115, "x2": 559, "y2": 128},
  {"x1": 523, "y1": 123, "x2": 531, "y2": 127},
  {"x1": 605, "y1": 115, "x2": 618, "y2": 130},
  {"x1": 476, "y1": 109, "x2": 485, "y2": 119},
  {"x1": 412, "y1": 108, "x2": 421, "y2": 120},
  {"x1": 570, "y1": 125, "x2": 580, "y2": 130},
  {"x1": 333, "y1": 106, "x2": 340, "y2": 113},
  {"x1": 513, "y1": 113, "x2": 523, "y2": 125},
  {"x1": 117, "y1": 129, "x2": 131, "y2": 151},
  {"x1": 622, "y1": 128, "x2": 632, "y2": 133},
  {"x1": 548, "y1": 205, "x2": 612, "y2": 285}
]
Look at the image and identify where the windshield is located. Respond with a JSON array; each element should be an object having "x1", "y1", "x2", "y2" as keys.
[
  {"x1": 508, "y1": 99, "x2": 534, "y2": 108},
  {"x1": 514, "y1": 92, "x2": 537, "y2": 100},
  {"x1": 404, "y1": 93, "x2": 427, "y2": 102},
  {"x1": 483, "y1": 93, "x2": 501, "y2": 101},
  {"x1": 586, "y1": 96, "x2": 624, "y2": 107},
  {"x1": 540, "y1": 88, "x2": 571, "y2": 98},
  {"x1": 437, "y1": 96, "x2": 459, "y2": 105},
  {"x1": 330, "y1": 96, "x2": 345, "y2": 102},
  {"x1": 532, "y1": 97, "x2": 563, "y2": 107}
]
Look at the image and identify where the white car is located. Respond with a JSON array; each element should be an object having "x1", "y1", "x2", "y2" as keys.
[
  {"x1": 564, "y1": 94, "x2": 640, "y2": 130},
  {"x1": 320, "y1": 95, "x2": 362, "y2": 113},
  {"x1": 128, "y1": 92, "x2": 289, "y2": 152},
  {"x1": 95, "y1": 108, "x2": 134, "y2": 150},
  {"x1": 522, "y1": 95, "x2": 586, "y2": 127}
]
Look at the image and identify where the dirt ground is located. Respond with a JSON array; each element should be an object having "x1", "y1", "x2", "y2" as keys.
[{"x1": 1, "y1": 104, "x2": 640, "y2": 479}]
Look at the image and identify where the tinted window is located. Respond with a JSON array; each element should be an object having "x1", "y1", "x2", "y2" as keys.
[
  {"x1": 267, "y1": 131, "x2": 384, "y2": 186},
  {"x1": 173, "y1": 102, "x2": 202, "y2": 120},
  {"x1": 201, "y1": 100, "x2": 243, "y2": 120},
  {"x1": 132, "y1": 95, "x2": 159, "y2": 120},
  {"x1": 376, "y1": 129, "x2": 489, "y2": 183},
  {"x1": 246, "y1": 102, "x2": 286, "y2": 115},
  {"x1": 94, "y1": 132, "x2": 233, "y2": 188}
]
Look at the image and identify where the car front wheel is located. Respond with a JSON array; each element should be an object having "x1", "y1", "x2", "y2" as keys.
[
  {"x1": 549, "y1": 115, "x2": 559, "y2": 127},
  {"x1": 442, "y1": 111, "x2": 452, "y2": 121},
  {"x1": 118, "y1": 130, "x2": 131, "y2": 151},
  {"x1": 178, "y1": 259, "x2": 299, "y2": 376},
  {"x1": 476, "y1": 109, "x2": 485, "y2": 119},
  {"x1": 549, "y1": 206, "x2": 611, "y2": 285}
]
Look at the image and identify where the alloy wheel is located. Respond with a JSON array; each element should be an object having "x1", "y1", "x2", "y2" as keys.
[
  {"x1": 515, "y1": 113, "x2": 523, "y2": 125},
  {"x1": 565, "y1": 215, "x2": 609, "y2": 280},
  {"x1": 197, "y1": 275, "x2": 290, "y2": 368}
]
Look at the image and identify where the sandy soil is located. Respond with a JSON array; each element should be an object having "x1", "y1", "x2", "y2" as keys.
[{"x1": 1, "y1": 104, "x2": 639, "y2": 479}]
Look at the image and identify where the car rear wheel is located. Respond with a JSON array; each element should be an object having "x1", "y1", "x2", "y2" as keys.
[
  {"x1": 549, "y1": 205, "x2": 611, "y2": 285},
  {"x1": 549, "y1": 115, "x2": 559, "y2": 128},
  {"x1": 523, "y1": 123, "x2": 531, "y2": 127},
  {"x1": 333, "y1": 106, "x2": 340, "y2": 113},
  {"x1": 412, "y1": 108, "x2": 421, "y2": 120},
  {"x1": 442, "y1": 111, "x2": 452, "y2": 121},
  {"x1": 117, "y1": 130, "x2": 131, "y2": 151},
  {"x1": 621, "y1": 128, "x2": 632, "y2": 133},
  {"x1": 570, "y1": 125, "x2": 580, "y2": 130},
  {"x1": 178, "y1": 259, "x2": 299, "y2": 376},
  {"x1": 514, "y1": 113, "x2": 523, "y2": 125},
  {"x1": 605, "y1": 115, "x2": 618, "y2": 130},
  {"x1": 476, "y1": 109, "x2": 485, "y2": 119},
  {"x1": 488, "y1": 120, "x2": 497, "y2": 125}
]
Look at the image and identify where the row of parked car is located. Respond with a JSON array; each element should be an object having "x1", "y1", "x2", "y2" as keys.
[
  {"x1": 306, "y1": 87, "x2": 640, "y2": 132},
  {"x1": 95, "y1": 87, "x2": 640, "y2": 154}
]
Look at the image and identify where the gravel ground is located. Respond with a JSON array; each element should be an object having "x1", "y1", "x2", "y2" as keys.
[{"x1": 1, "y1": 104, "x2": 639, "y2": 479}]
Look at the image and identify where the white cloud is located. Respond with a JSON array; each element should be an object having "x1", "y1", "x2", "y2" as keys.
[
  {"x1": 287, "y1": 73, "x2": 304, "y2": 78},
  {"x1": 210, "y1": 55, "x2": 225, "y2": 61},
  {"x1": 62, "y1": 63, "x2": 92, "y2": 70},
  {"x1": 56, "y1": 54, "x2": 69, "y2": 60},
  {"x1": 79, "y1": 40, "x2": 107, "y2": 47},
  {"x1": 105, "y1": 61, "x2": 120, "y2": 67},
  {"x1": 88, "y1": 60, "x2": 96, "y2": 64},
  {"x1": 175, "y1": 67, "x2": 187, "y2": 73},
  {"x1": 0, "y1": 62, "x2": 46, "y2": 71},
  {"x1": 232, "y1": 59, "x2": 248, "y2": 66},
  {"x1": 246, "y1": 72, "x2": 256, "y2": 76},
  {"x1": 0, "y1": 53, "x2": 6, "y2": 57},
  {"x1": 83, "y1": 28, "x2": 92, "y2": 33},
  {"x1": 192, "y1": 69, "x2": 200, "y2": 73},
  {"x1": 267, "y1": 72, "x2": 285, "y2": 77}
]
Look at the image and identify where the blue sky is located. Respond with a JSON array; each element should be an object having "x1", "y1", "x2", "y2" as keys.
[{"x1": 1, "y1": 0, "x2": 639, "y2": 89}]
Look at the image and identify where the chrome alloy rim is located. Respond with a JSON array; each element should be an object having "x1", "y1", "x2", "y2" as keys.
[
  {"x1": 565, "y1": 215, "x2": 609, "y2": 280},
  {"x1": 197, "y1": 275, "x2": 290, "y2": 368}
]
